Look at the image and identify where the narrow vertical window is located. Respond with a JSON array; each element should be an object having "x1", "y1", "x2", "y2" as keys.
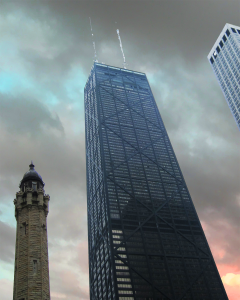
[
  {"x1": 21, "y1": 222, "x2": 27, "y2": 235},
  {"x1": 33, "y1": 260, "x2": 37, "y2": 274},
  {"x1": 32, "y1": 181, "x2": 37, "y2": 191}
]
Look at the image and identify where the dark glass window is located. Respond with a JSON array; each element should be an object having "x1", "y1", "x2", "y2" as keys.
[
  {"x1": 226, "y1": 29, "x2": 230, "y2": 36},
  {"x1": 223, "y1": 35, "x2": 227, "y2": 42},
  {"x1": 231, "y1": 28, "x2": 236, "y2": 33},
  {"x1": 237, "y1": 29, "x2": 240, "y2": 34},
  {"x1": 210, "y1": 57, "x2": 214, "y2": 64},
  {"x1": 216, "y1": 46, "x2": 220, "y2": 53},
  {"x1": 220, "y1": 41, "x2": 224, "y2": 48}
]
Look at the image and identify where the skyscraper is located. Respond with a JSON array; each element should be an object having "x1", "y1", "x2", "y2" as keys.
[
  {"x1": 13, "y1": 162, "x2": 51, "y2": 300},
  {"x1": 84, "y1": 62, "x2": 228, "y2": 300},
  {"x1": 208, "y1": 23, "x2": 240, "y2": 130}
]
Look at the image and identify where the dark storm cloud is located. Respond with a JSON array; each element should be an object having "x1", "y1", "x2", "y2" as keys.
[
  {"x1": 178, "y1": 137, "x2": 240, "y2": 222},
  {"x1": 0, "y1": 94, "x2": 64, "y2": 136},
  {"x1": 0, "y1": 131, "x2": 86, "y2": 200},
  {"x1": 0, "y1": 177, "x2": 18, "y2": 204},
  {"x1": 146, "y1": 59, "x2": 240, "y2": 225},
  {"x1": 0, "y1": 221, "x2": 15, "y2": 263},
  {"x1": 0, "y1": 1, "x2": 240, "y2": 298},
  {"x1": 149, "y1": 64, "x2": 240, "y2": 245},
  {"x1": 4, "y1": 0, "x2": 240, "y2": 69}
]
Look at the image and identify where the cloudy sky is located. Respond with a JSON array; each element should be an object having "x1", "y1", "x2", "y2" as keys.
[{"x1": 0, "y1": 1, "x2": 240, "y2": 299}]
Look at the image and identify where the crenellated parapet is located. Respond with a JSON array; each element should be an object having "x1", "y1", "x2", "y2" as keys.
[
  {"x1": 14, "y1": 188, "x2": 50, "y2": 220},
  {"x1": 43, "y1": 194, "x2": 50, "y2": 215}
]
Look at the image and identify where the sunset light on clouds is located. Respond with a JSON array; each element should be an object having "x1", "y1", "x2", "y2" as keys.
[{"x1": 0, "y1": 1, "x2": 240, "y2": 299}]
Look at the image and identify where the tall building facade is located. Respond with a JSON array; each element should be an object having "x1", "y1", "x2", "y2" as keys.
[
  {"x1": 84, "y1": 63, "x2": 228, "y2": 300},
  {"x1": 208, "y1": 23, "x2": 240, "y2": 130},
  {"x1": 13, "y1": 162, "x2": 50, "y2": 300}
]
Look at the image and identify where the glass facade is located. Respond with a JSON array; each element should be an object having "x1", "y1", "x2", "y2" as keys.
[
  {"x1": 84, "y1": 62, "x2": 228, "y2": 300},
  {"x1": 208, "y1": 23, "x2": 240, "y2": 130}
]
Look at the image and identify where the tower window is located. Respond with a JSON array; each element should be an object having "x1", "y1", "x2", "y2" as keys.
[
  {"x1": 21, "y1": 222, "x2": 27, "y2": 235},
  {"x1": 223, "y1": 35, "x2": 227, "y2": 42},
  {"x1": 220, "y1": 41, "x2": 224, "y2": 48},
  {"x1": 216, "y1": 46, "x2": 220, "y2": 53},
  {"x1": 226, "y1": 29, "x2": 230, "y2": 36},
  {"x1": 231, "y1": 28, "x2": 236, "y2": 33},
  {"x1": 32, "y1": 182, "x2": 37, "y2": 191},
  {"x1": 33, "y1": 260, "x2": 37, "y2": 274}
]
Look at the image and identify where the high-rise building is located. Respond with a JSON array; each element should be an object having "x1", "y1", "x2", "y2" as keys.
[
  {"x1": 208, "y1": 23, "x2": 240, "y2": 130},
  {"x1": 84, "y1": 62, "x2": 228, "y2": 300},
  {"x1": 13, "y1": 162, "x2": 51, "y2": 300}
]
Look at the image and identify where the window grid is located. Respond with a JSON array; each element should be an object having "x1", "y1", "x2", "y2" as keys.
[
  {"x1": 209, "y1": 24, "x2": 240, "y2": 130},
  {"x1": 85, "y1": 63, "x2": 228, "y2": 299}
]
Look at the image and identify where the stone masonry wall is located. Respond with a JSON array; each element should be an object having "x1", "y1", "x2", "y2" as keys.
[{"x1": 13, "y1": 189, "x2": 50, "y2": 300}]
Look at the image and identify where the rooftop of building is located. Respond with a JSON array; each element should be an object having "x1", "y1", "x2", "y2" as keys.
[
  {"x1": 19, "y1": 161, "x2": 44, "y2": 187},
  {"x1": 207, "y1": 23, "x2": 240, "y2": 60}
]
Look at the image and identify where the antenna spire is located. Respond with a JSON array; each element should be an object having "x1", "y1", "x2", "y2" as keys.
[
  {"x1": 116, "y1": 29, "x2": 127, "y2": 69},
  {"x1": 89, "y1": 17, "x2": 98, "y2": 62}
]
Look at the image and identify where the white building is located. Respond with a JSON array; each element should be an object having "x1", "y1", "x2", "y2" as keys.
[{"x1": 208, "y1": 23, "x2": 240, "y2": 130}]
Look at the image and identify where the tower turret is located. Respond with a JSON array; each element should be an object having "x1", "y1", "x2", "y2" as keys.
[{"x1": 13, "y1": 162, "x2": 50, "y2": 300}]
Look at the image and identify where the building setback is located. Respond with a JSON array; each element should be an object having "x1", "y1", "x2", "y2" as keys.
[
  {"x1": 208, "y1": 23, "x2": 240, "y2": 130},
  {"x1": 13, "y1": 162, "x2": 50, "y2": 300},
  {"x1": 84, "y1": 62, "x2": 228, "y2": 300}
]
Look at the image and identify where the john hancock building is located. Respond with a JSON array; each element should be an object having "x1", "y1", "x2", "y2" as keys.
[
  {"x1": 84, "y1": 62, "x2": 228, "y2": 300},
  {"x1": 208, "y1": 23, "x2": 240, "y2": 131}
]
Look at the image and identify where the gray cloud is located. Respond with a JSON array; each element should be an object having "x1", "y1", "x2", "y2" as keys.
[
  {"x1": 0, "y1": 94, "x2": 64, "y2": 136},
  {"x1": 0, "y1": 221, "x2": 15, "y2": 263},
  {"x1": 4, "y1": 1, "x2": 239, "y2": 68},
  {"x1": 0, "y1": 1, "x2": 240, "y2": 299}
]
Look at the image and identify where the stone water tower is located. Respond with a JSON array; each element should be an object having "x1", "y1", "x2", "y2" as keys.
[{"x1": 13, "y1": 162, "x2": 50, "y2": 300}]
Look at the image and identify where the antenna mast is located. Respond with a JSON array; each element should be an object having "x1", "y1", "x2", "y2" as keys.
[
  {"x1": 89, "y1": 17, "x2": 98, "y2": 62},
  {"x1": 116, "y1": 29, "x2": 127, "y2": 69}
]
